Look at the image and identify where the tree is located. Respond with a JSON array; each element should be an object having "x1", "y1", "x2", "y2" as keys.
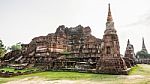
[
  {"x1": 136, "y1": 50, "x2": 149, "y2": 59},
  {"x1": 9, "y1": 42, "x2": 22, "y2": 51},
  {"x1": 0, "y1": 40, "x2": 7, "y2": 57}
]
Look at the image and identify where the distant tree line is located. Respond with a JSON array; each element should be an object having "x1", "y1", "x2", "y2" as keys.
[
  {"x1": 136, "y1": 50, "x2": 150, "y2": 59},
  {"x1": 0, "y1": 39, "x2": 22, "y2": 58},
  {"x1": 8, "y1": 42, "x2": 22, "y2": 51},
  {"x1": 0, "y1": 40, "x2": 7, "y2": 58}
]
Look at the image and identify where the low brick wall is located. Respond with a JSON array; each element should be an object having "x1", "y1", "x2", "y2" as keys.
[{"x1": 0, "y1": 70, "x2": 38, "y2": 77}]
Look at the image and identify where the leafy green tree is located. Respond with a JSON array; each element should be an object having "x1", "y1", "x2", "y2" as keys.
[
  {"x1": 0, "y1": 40, "x2": 7, "y2": 57},
  {"x1": 9, "y1": 42, "x2": 22, "y2": 51},
  {"x1": 136, "y1": 50, "x2": 149, "y2": 58}
]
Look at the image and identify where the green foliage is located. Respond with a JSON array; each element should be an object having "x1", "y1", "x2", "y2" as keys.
[
  {"x1": 9, "y1": 42, "x2": 22, "y2": 51},
  {"x1": 0, "y1": 39, "x2": 6, "y2": 57},
  {"x1": 136, "y1": 51, "x2": 150, "y2": 58},
  {"x1": 0, "y1": 67, "x2": 15, "y2": 72}
]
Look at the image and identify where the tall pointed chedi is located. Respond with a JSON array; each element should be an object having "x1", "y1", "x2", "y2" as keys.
[
  {"x1": 127, "y1": 39, "x2": 130, "y2": 45},
  {"x1": 96, "y1": 4, "x2": 129, "y2": 74},
  {"x1": 142, "y1": 37, "x2": 148, "y2": 53}
]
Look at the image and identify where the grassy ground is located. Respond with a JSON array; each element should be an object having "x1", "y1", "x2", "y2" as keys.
[{"x1": 0, "y1": 64, "x2": 150, "y2": 84}]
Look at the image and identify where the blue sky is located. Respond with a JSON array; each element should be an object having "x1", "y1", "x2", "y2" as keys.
[{"x1": 0, "y1": 0, "x2": 150, "y2": 54}]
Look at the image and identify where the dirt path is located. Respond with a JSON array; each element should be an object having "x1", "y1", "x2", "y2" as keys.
[
  {"x1": 120, "y1": 75, "x2": 145, "y2": 79},
  {"x1": 3, "y1": 75, "x2": 148, "y2": 84},
  {"x1": 3, "y1": 76, "x2": 101, "y2": 84}
]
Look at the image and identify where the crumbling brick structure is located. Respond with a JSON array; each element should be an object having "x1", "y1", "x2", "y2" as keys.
[
  {"x1": 124, "y1": 39, "x2": 136, "y2": 67},
  {"x1": 96, "y1": 4, "x2": 129, "y2": 74},
  {"x1": 1, "y1": 4, "x2": 133, "y2": 74}
]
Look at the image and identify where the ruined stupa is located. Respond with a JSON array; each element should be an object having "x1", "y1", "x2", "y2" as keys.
[
  {"x1": 124, "y1": 39, "x2": 136, "y2": 67},
  {"x1": 96, "y1": 4, "x2": 129, "y2": 74},
  {"x1": 124, "y1": 39, "x2": 136, "y2": 60}
]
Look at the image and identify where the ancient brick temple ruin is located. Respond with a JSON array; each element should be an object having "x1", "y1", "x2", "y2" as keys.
[
  {"x1": 124, "y1": 39, "x2": 136, "y2": 60},
  {"x1": 1, "y1": 4, "x2": 134, "y2": 74},
  {"x1": 123, "y1": 39, "x2": 136, "y2": 68},
  {"x1": 3, "y1": 25, "x2": 101, "y2": 71},
  {"x1": 96, "y1": 4, "x2": 129, "y2": 74},
  {"x1": 136, "y1": 38, "x2": 150, "y2": 64}
]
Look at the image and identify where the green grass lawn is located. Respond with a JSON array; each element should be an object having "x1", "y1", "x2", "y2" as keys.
[{"x1": 0, "y1": 64, "x2": 150, "y2": 84}]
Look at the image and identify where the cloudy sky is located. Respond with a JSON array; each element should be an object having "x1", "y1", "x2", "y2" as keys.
[{"x1": 0, "y1": 0, "x2": 150, "y2": 54}]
